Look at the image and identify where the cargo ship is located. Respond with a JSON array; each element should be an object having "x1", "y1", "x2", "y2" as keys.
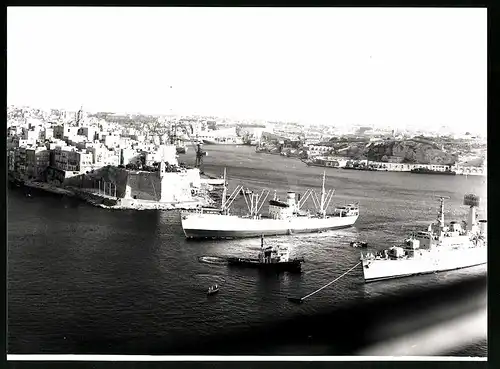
[
  {"x1": 361, "y1": 194, "x2": 487, "y2": 282},
  {"x1": 410, "y1": 167, "x2": 456, "y2": 175},
  {"x1": 202, "y1": 137, "x2": 244, "y2": 145},
  {"x1": 227, "y1": 236, "x2": 304, "y2": 273},
  {"x1": 181, "y1": 170, "x2": 359, "y2": 239}
]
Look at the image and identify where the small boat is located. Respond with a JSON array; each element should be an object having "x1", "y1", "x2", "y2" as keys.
[
  {"x1": 207, "y1": 284, "x2": 220, "y2": 296},
  {"x1": 350, "y1": 241, "x2": 368, "y2": 248}
]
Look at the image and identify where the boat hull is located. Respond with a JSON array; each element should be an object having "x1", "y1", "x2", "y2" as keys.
[
  {"x1": 203, "y1": 139, "x2": 244, "y2": 145},
  {"x1": 410, "y1": 169, "x2": 456, "y2": 175},
  {"x1": 181, "y1": 213, "x2": 358, "y2": 239},
  {"x1": 306, "y1": 162, "x2": 341, "y2": 169},
  {"x1": 227, "y1": 257, "x2": 302, "y2": 272},
  {"x1": 362, "y1": 246, "x2": 487, "y2": 282}
]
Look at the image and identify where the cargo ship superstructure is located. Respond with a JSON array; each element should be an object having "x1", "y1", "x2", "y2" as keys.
[
  {"x1": 361, "y1": 194, "x2": 487, "y2": 282},
  {"x1": 181, "y1": 170, "x2": 359, "y2": 239}
]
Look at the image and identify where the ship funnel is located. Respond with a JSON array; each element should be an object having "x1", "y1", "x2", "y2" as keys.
[
  {"x1": 287, "y1": 192, "x2": 296, "y2": 207},
  {"x1": 478, "y1": 220, "x2": 487, "y2": 236}
]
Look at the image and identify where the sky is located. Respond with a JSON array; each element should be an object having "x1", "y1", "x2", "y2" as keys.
[{"x1": 7, "y1": 7, "x2": 486, "y2": 134}]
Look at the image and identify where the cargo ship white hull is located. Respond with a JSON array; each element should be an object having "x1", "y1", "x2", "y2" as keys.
[
  {"x1": 362, "y1": 246, "x2": 487, "y2": 282},
  {"x1": 182, "y1": 169, "x2": 359, "y2": 239},
  {"x1": 182, "y1": 213, "x2": 358, "y2": 239}
]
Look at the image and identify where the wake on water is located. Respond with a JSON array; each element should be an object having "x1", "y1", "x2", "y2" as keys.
[{"x1": 198, "y1": 256, "x2": 228, "y2": 265}]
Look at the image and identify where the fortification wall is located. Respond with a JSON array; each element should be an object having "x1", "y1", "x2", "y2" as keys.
[
  {"x1": 63, "y1": 165, "x2": 201, "y2": 203},
  {"x1": 63, "y1": 166, "x2": 129, "y2": 197},
  {"x1": 126, "y1": 171, "x2": 162, "y2": 201}
]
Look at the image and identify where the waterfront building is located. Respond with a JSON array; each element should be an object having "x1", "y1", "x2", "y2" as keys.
[
  {"x1": 8, "y1": 150, "x2": 16, "y2": 172},
  {"x1": 25, "y1": 147, "x2": 51, "y2": 179},
  {"x1": 14, "y1": 147, "x2": 28, "y2": 179},
  {"x1": 452, "y1": 164, "x2": 485, "y2": 176},
  {"x1": 307, "y1": 144, "x2": 333, "y2": 156},
  {"x1": 53, "y1": 146, "x2": 93, "y2": 174}
]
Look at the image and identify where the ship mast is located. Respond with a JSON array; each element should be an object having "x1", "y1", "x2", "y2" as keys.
[
  {"x1": 435, "y1": 195, "x2": 450, "y2": 229},
  {"x1": 319, "y1": 171, "x2": 326, "y2": 218},
  {"x1": 221, "y1": 168, "x2": 228, "y2": 212},
  {"x1": 438, "y1": 197, "x2": 445, "y2": 228}
]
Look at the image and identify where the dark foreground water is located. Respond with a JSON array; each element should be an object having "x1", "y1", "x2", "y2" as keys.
[{"x1": 8, "y1": 145, "x2": 487, "y2": 356}]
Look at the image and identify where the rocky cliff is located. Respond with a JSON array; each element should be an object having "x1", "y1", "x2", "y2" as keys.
[
  {"x1": 364, "y1": 140, "x2": 458, "y2": 165},
  {"x1": 323, "y1": 139, "x2": 457, "y2": 165}
]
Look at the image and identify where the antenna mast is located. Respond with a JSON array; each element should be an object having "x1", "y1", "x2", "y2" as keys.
[
  {"x1": 434, "y1": 195, "x2": 450, "y2": 228},
  {"x1": 319, "y1": 171, "x2": 326, "y2": 217},
  {"x1": 221, "y1": 168, "x2": 227, "y2": 211}
]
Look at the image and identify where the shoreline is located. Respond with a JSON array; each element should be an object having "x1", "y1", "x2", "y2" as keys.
[
  {"x1": 253, "y1": 149, "x2": 485, "y2": 176},
  {"x1": 10, "y1": 178, "x2": 212, "y2": 211}
]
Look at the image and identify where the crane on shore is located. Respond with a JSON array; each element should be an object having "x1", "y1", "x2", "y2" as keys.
[{"x1": 169, "y1": 121, "x2": 207, "y2": 172}]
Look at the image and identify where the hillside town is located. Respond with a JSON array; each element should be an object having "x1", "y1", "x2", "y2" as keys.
[{"x1": 7, "y1": 105, "x2": 487, "y2": 209}]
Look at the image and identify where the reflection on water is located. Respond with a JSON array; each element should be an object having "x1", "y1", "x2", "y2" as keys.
[{"x1": 362, "y1": 264, "x2": 487, "y2": 299}]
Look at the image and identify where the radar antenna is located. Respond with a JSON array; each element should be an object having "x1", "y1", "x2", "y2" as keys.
[{"x1": 463, "y1": 194, "x2": 480, "y2": 231}]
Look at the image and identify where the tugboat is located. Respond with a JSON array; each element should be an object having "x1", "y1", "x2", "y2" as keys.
[
  {"x1": 227, "y1": 236, "x2": 305, "y2": 273},
  {"x1": 361, "y1": 194, "x2": 487, "y2": 282},
  {"x1": 207, "y1": 284, "x2": 220, "y2": 296}
]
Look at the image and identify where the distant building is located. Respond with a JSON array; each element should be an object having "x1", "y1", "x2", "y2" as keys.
[
  {"x1": 53, "y1": 125, "x2": 64, "y2": 139},
  {"x1": 144, "y1": 145, "x2": 177, "y2": 166},
  {"x1": 120, "y1": 148, "x2": 141, "y2": 166},
  {"x1": 77, "y1": 126, "x2": 98, "y2": 141},
  {"x1": 41, "y1": 127, "x2": 54, "y2": 141},
  {"x1": 307, "y1": 145, "x2": 332, "y2": 156}
]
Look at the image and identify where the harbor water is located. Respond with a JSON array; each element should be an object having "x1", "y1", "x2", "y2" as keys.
[{"x1": 8, "y1": 145, "x2": 487, "y2": 355}]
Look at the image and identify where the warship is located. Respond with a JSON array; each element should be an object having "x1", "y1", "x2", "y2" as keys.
[{"x1": 361, "y1": 194, "x2": 487, "y2": 282}]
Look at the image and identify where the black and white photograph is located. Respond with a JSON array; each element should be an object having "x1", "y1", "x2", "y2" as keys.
[{"x1": 7, "y1": 6, "x2": 487, "y2": 360}]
